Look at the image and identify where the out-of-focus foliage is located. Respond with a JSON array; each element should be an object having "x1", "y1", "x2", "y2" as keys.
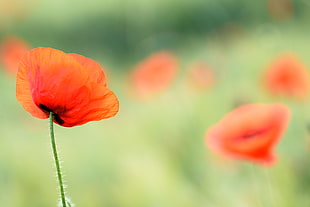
[{"x1": 1, "y1": 0, "x2": 310, "y2": 66}]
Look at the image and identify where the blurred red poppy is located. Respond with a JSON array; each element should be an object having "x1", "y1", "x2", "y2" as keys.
[
  {"x1": 205, "y1": 104, "x2": 290, "y2": 166},
  {"x1": 16, "y1": 47, "x2": 119, "y2": 127},
  {"x1": 0, "y1": 36, "x2": 30, "y2": 75},
  {"x1": 267, "y1": 0, "x2": 293, "y2": 21},
  {"x1": 264, "y1": 54, "x2": 310, "y2": 99},
  {"x1": 131, "y1": 51, "x2": 178, "y2": 99},
  {"x1": 186, "y1": 61, "x2": 214, "y2": 90}
]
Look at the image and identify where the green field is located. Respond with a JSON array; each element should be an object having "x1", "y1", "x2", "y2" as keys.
[{"x1": 1, "y1": 0, "x2": 310, "y2": 206}]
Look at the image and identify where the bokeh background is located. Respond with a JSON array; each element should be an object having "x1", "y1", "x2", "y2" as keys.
[{"x1": 1, "y1": 0, "x2": 310, "y2": 206}]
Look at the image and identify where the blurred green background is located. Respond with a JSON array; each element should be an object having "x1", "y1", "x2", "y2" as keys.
[{"x1": 2, "y1": 0, "x2": 310, "y2": 206}]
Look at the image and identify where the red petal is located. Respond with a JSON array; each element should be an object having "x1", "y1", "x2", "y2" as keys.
[
  {"x1": 69, "y1": 53, "x2": 107, "y2": 86},
  {"x1": 16, "y1": 62, "x2": 48, "y2": 119},
  {"x1": 59, "y1": 84, "x2": 119, "y2": 127},
  {"x1": 206, "y1": 104, "x2": 290, "y2": 166},
  {"x1": 17, "y1": 47, "x2": 89, "y2": 119}
]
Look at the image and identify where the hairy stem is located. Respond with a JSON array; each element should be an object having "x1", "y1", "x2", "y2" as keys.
[{"x1": 49, "y1": 112, "x2": 67, "y2": 207}]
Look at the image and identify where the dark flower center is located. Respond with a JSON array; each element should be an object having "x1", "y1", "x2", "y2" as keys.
[
  {"x1": 243, "y1": 131, "x2": 261, "y2": 139},
  {"x1": 39, "y1": 104, "x2": 65, "y2": 125},
  {"x1": 242, "y1": 127, "x2": 270, "y2": 140}
]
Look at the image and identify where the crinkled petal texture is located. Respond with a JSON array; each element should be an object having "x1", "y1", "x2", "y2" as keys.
[
  {"x1": 264, "y1": 54, "x2": 310, "y2": 99},
  {"x1": 16, "y1": 47, "x2": 119, "y2": 127},
  {"x1": 206, "y1": 104, "x2": 290, "y2": 166},
  {"x1": 68, "y1": 53, "x2": 107, "y2": 86}
]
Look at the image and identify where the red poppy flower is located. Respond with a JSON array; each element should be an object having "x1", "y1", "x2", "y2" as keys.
[
  {"x1": 205, "y1": 104, "x2": 290, "y2": 166},
  {"x1": 16, "y1": 47, "x2": 119, "y2": 127},
  {"x1": 264, "y1": 54, "x2": 310, "y2": 99},
  {"x1": 131, "y1": 51, "x2": 178, "y2": 98},
  {"x1": 0, "y1": 36, "x2": 30, "y2": 75},
  {"x1": 186, "y1": 61, "x2": 214, "y2": 90}
]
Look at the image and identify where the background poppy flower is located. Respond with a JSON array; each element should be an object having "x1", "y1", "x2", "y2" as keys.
[
  {"x1": 205, "y1": 104, "x2": 290, "y2": 166},
  {"x1": 186, "y1": 61, "x2": 215, "y2": 90},
  {"x1": 130, "y1": 51, "x2": 178, "y2": 99},
  {"x1": 0, "y1": 36, "x2": 30, "y2": 75},
  {"x1": 264, "y1": 54, "x2": 310, "y2": 99},
  {"x1": 16, "y1": 47, "x2": 119, "y2": 127},
  {"x1": 267, "y1": 0, "x2": 293, "y2": 21}
]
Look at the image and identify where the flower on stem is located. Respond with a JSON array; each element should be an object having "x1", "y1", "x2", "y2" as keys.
[
  {"x1": 16, "y1": 47, "x2": 119, "y2": 127},
  {"x1": 0, "y1": 36, "x2": 30, "y2": 75},
  {"x1": 130, "y1": 51, "x2": 178, "y2": 99},
  {"x1": 263, "y1": 54, "x2": 310, "y2": 99},
  {"x1": 205, "y1": 104, "x2": 290, "y2": 166}
]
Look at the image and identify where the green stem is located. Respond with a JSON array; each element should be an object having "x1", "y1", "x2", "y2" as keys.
[
  {"x1": 49, "y1": 112, "x2": 67, "y2": 207},
  {"x1": 263, "y1": 168, "x2": 276, "y2": 206}
]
